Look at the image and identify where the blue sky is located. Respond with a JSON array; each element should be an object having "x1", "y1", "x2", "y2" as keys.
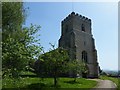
[{"x1": 23, "y1": 2, "x2": 118, "y2": 71}]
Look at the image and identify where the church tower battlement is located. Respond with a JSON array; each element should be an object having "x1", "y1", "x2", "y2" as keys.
[
  {"x1": 59, "y1": 12, "x2": 99, "y2": 78},
  {"x1": 60, "y1": 12, "x2": 93, "y2": 38},
  {"x1": 62, "y1": 12, "x2": 91, "y2": 24}
]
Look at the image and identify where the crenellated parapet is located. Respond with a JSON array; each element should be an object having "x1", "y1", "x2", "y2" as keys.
[{"x1": 62, "y1": 12, "x2": 91, "y2": 24}]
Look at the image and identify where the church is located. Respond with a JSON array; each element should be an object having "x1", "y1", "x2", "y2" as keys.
[{"x1": 59, "y1": 12, "x2": 99, "y2": 78}]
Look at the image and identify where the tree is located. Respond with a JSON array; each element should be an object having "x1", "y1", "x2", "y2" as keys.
[
  {"x1": 2, "y1": 2, "x2": 42, "y2": 78},
  {"x1": 36, "y1": 44, "x2": 69, "y2": 86},
  {"x1": 66, "y1": 60, "x2": 88, "y2": 82}
]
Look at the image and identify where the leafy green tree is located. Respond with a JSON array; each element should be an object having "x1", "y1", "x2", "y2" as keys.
[
  {"x1": 2, "y1": 2, "x2": 42, "y2": 78},
  {"x1": 67, "y1": 60, "x2": 88, "y2": 82},
  {"x1": 37, "y1": 44, "x2": 69, "y2": 86}
]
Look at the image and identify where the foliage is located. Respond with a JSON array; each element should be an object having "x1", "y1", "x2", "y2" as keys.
[
  {"x1": 36, "y1": 44, "x2": 69, "y2": 86},
  {"x1": 66, "y1": 60, "x2": 88, "y2": 82},
  {"x1": 2, "y1": 2, "x2": 42, "y2": 78},
  {"x1": 2, "y1": 2, "x2": 25, "y2": 33},
  {"x1": 20, "y1": 71, "x2": 36, "y2": 76}
]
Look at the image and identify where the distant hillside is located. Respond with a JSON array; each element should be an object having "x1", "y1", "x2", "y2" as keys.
[{"x1": 103, "y1": 70, "x2": 120, "y2": 76}]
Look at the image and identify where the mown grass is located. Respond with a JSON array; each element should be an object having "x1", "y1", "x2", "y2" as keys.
[
  {"x1": 2, "y1": 77, "x2": 97, "y2": 89},
  {"x1": 0, "y1": 71, "x2": 2, "y2": 90},
  {"x1": 0, "y1": 77, "x2": 1, "y2": 90},
  {"x1": 100, "y1": 75, "x2": 120, "y2": 90}
]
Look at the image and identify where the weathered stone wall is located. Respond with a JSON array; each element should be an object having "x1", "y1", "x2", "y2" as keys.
[{"x1": 59, "y1": 12, "x2": 99, "y2": 78}]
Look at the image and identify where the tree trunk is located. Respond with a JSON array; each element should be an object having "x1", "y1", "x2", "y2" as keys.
[
  {"x1": 74, "y1": 77, "x2": 77, "y2": 82},
  {"x1": 54, "y1": 77, "x2": 57, "y2": 86}
]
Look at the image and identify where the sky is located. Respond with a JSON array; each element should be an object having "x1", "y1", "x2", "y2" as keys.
[{"x1": 23, "y1": 2, "x2": 118, "y2": 71}]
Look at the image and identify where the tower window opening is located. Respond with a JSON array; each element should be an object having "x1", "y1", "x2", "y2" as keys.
[
  {"x1": 81, "y1": 24, "x2": 85, "y2": 32},
  {"x1": 82, "y1": 51, "x2": 87, "y2": 63},
  {"x1": 84, "y1": 41, "x2": 86, "y2": 46}
]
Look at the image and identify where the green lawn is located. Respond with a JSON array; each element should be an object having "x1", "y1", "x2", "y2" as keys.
[
  {"x1": 100, "y1": 75, "x2": 120, "y2": 90},
  {"x1": 0, "y1": 71, "x2": 1, "y2": 90},
  {"x1": 0, "y1": 77, "x2": 1, "y2": 90},
  {"x1": 2, "y1": 77, "x2": 97, "y2": 89}
]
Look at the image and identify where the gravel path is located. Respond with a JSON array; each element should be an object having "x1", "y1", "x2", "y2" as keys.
[{"x1": 90, "y1": 79, "x2": 117, "y2": 90}]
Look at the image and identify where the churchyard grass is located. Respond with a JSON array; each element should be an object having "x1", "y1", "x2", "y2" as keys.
[{"x1": 2, "y1": 72, "x2": 97, "y2": 89}]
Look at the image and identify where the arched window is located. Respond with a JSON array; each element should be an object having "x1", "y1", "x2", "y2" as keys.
[
  {"x1": 82, "y1": 51, "x2": 87, "y2": 63},
  {"x1": 70, "y1": 32, "x2": 75, "y2": 48},
  {"x1": 81, "y1": 24, "x2": 85, "y2": 32}
]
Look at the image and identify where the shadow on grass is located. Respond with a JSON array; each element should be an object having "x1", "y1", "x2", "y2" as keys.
[
  {"x1": 26, "y1": 83, "x2": 46, "y2": 88},
  {"x1": 23, "y1": 83, "x2": 63, "y2": 90},
  {"x1": 2, "y1": 83, "x2": 58, "y2": 90},
  {"x1": 64, "y1": 80, "x2": 80, "y2": 84}
]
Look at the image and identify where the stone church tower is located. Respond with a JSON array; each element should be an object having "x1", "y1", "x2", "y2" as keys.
[{"x1": 59, "y1": 12, "x2": 99, "y2": 78}]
